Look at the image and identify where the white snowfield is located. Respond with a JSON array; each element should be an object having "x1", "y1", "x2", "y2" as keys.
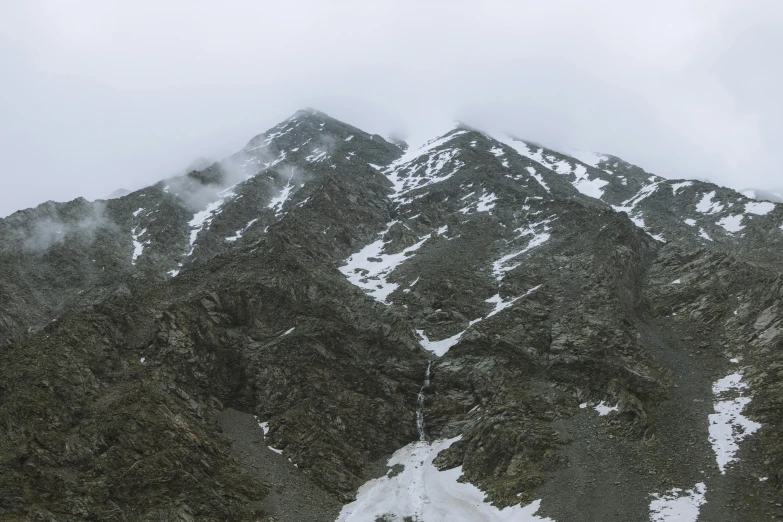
[
  {"x1": 336, "y1": 437, "x2": 554, "y2": 522},
  {"x1": 648, "y1": 483, "x2": 707, "y2": 522},
  {"x1": 708, "y1": 372, "x2": 761, "y2": 473}
]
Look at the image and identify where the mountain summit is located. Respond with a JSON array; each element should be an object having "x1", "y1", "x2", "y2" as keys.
[{"x1": 1, "y1": 109, "x2": 782, "y2": 521}]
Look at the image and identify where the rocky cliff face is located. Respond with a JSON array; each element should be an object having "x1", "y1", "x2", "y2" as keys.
[{"x1": 1, "y1": 109, "x2": 782, "y2": 521}]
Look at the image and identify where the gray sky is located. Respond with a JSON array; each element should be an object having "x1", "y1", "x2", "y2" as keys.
[{"x1": 1, "y1": 0, "x2": 782, "y2": 217}]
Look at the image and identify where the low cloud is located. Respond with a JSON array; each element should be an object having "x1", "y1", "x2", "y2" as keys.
[
  {"x1": 1, "y1": 1, "x2": 782, "y2": 217},
  {"x1": 16, "y1": 201, "x2": 116, "y2": 252}
]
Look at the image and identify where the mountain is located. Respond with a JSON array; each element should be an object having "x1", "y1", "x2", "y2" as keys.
[{"x1": 1, "y1": 108, "x2": 782, "y2": 521}]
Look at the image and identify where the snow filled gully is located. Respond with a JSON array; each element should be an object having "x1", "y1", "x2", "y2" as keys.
[
  {"x1": 337, "y1": 360, "x2": 554, "y2": 522},
  {"x1": 338, "y1": 314, "x2": 553, "y2": 521}
]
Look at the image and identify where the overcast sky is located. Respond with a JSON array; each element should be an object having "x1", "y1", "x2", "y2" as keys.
[{"x1": 1, "y1": 1, "x2": 781, "y2": 217}]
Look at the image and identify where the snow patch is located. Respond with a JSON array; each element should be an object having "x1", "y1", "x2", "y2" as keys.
[
  {"x1": 131, "y1": 226, "x2": 149, "y2": 265},
  {"x1": 186, "y1": 189, "x2": 235, "y2": 257},
  {"x1": 695, "y1": 192, "x2": 723, "y2": 214},
  {"x1": 268, "y1": 179, "x2": 295, "y2": 215},
  {"x1": 384, "y1": 129, "x2": 468, "y2": 199},
  {"x1": 648, "y1": 483, "x2": 706, "y2": 522},
  {"x1": 671, "y1": 181, "x2": 692, "y2": 194},
  {"x1": 745, "y1": 201, "x2": 775, "y2": 215},
  {"x1": 418, "y1": 285, "x2": 541, "y2": 356},
  {"x1": 594, "y1": 401, "x2": 619, "y2": 416},
  {"x1": 337, "y1": 437, "x2": 554, "y2": 522},
  {"x1": 709, "y1": 372, "x2": 761, "y2": 474},
  {"x1": 476, "y1": 192, "x2": 498, "y2": 213},
  {"x1": 255, "y1": 417, "x2": 284, "y2": 455},
  {"x1": 716, "y1": 214, "x2": 744, "y2": 233},
  {"x1": 571, "y1": 164, "x2": 609, "y2": 199},
  {"x1": 340, "y1": 225, "x2": 429, "y2": 304}
]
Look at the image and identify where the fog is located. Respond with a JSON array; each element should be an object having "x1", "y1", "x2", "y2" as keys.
[{"x1": 1, "y1": 1, "x2": 781, "y2": 217}]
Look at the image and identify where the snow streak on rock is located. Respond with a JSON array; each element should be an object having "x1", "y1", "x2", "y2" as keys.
[
  {"x1": 131, "y1": 226, "x2": 149, "y2": 264},
  {"x1": 526, "y1": 167, "x2": 550, "y2": 193},
  {"x1": 709, "y1": 372, "x2": 761, "y2": 474},
  {"x1": 225, "y1": 218, "x2": 258, "y2": 242},
  {"x1": 339, "y1": 224, "x2": 429, "y2": 304},
  {"x1": 485, "y1": 285, "x2": 542, "y2": 319},
  {"x1": 254, "y1": 416, "x2": 284, "y2": 455},
  {"x1": 494, "y1": 135, "x2": 608, "y2": 198},
  {"x1": 492, "y1": 220, "x2": 552, "y2": 280},
  {"x1": 611, "y1": 180, "x2": 665, "y2": 238},
  {"x1": 459, "y1": 190, "x2": 498, "y2": 214},
  {"x1": 383, "y1": 129, "x2": 468, "y2": 199},
  {"x1": 186, "y1": 189, "x2": 236, "y2": 257},
  {"x1": 416, "y1": 361, "x2": 431, "y2": 441},
  {"x1": 648, "y1": 483, "x2": 706, "y2": 522},
  {"x1": 130, "y1": 207, "x2": 149, "y2": 264},
  {"x1": 245, "y1": 117, "x2": 299, "y2": 152},
  {"x1": 336, "y1": 437, "x2": 554, "y2": 522},
  {"x1": 268, "y1": 179, "x2": 295, "y2": 216},
  {"x1": 417, "y1": 285, "x2": 541, "y2": 356}
]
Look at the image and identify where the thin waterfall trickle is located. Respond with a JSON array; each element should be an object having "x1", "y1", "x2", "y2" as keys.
[{"x1": 415, "y1": 361, "x2": 432, "y2": 441}]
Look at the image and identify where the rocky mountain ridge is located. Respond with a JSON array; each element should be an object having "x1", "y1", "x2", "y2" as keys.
[{"x1": 1, "y1": 108, "x2": 783, "y2": 521}]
